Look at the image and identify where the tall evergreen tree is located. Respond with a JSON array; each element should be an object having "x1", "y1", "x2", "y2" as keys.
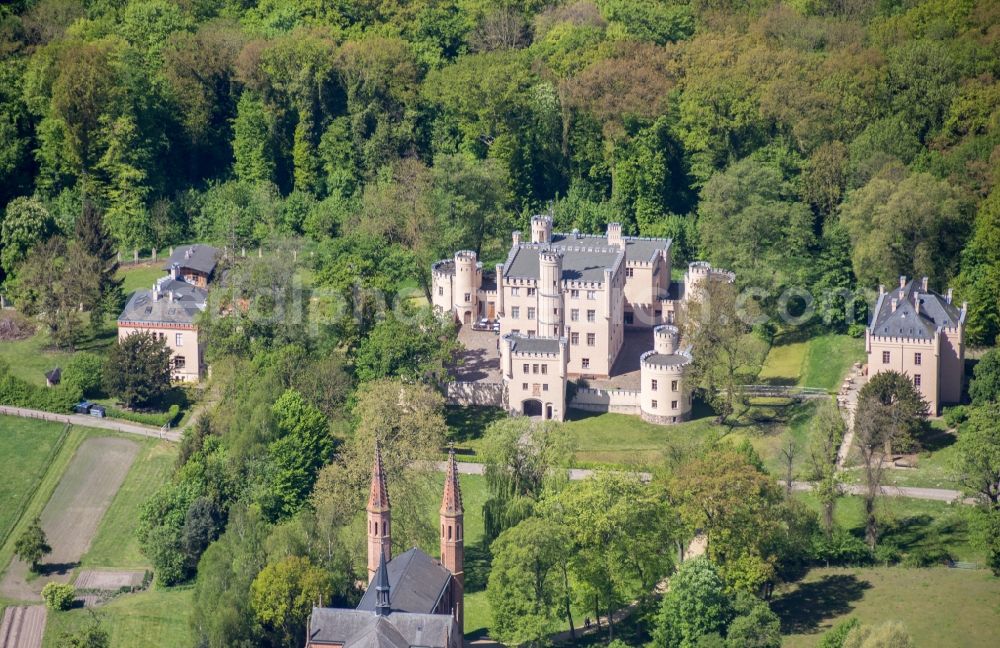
[{"x1": 75, "y1": 201, "x2": 124, "y2": 322}]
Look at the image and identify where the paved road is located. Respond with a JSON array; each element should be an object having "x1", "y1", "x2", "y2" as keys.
[
  {"x1": 441, "y1": 461, "x2": 970, "y2": 504},
  {"x1": 0, "y1": 405, "x2": 181, "y2": 442}
]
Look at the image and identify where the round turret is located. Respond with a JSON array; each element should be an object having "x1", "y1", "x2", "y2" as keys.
[
  {"x1": 538, "y1": 249, "x2": 564, "y2": 337},
  {"x1": 454, "y1": 250, "x2": 479, "y2": 324},
  {"x1": 639, "y1": 326, "x2": 693, "y2": 425},
  {"x1": 531, "y1": 215, "x2": 553, "y2": 244},
  {"x1": 653, "y1": 324, "x2": 680, "y2": 355}
]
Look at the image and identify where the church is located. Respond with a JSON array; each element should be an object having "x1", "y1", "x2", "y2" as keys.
[{"x1": 305, "y1": 445, "x2": 465, "y2": 648}]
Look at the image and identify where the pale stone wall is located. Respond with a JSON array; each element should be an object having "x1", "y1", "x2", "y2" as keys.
[
  {"x1": 117, "y1": 323, "x2": 202, "y2": 382},
  {"x1": 866, "y1": 331, "x2": 941, "y2": 414},
  {"x1": 570, "y1": 387, "x2": 640, "y2": 414},
  {"x1": 501, "y1": 336, "x2": 567, "y2": 421},
  {"x1": 446, "y1": 382, "x2": 505, "y2": 407}
]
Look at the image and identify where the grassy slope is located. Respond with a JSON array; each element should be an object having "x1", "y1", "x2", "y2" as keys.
[
  {"x1": 42, "y1": 585, "x2": 194, "y2": 648},
  {"x1": 118, "y1": 264, "x2": 165, "y2": 300},
  {"x1": 759, "y1": 341, "x2": 808, "y2": 385},
  {"x1": 82, "y1": 440, "x2": 177, "y2": 569},
  {"x1": 776, "y1": 567, "x2": 1000, "y2": 648},
  {"x1": 0, "y1": 417, "x2": 67, "y2": 546},
  {"x1": 800, "y1": 334, "x2": 866, "y2": 391}
]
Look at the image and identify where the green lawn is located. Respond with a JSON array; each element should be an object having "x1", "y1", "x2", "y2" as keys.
[
  {"x1": 0, "y1": 417, "x2": 68, "y2": 547},
  {"x1": 118, "y1": 264, "x2": 166, "y2": 300},
  {"x1": 759, "y1": 341, "x2": 809, "y2": 386},
  {"x1": 775, "y1": 567, "x2": 1000, "y2": 648},
  {"x1": 43, "y1": 585, "x2": 193, "y2": 648},
  {"x1": 82, "y1": 440, "x2": 177, "y2": 569},
  {"x1": 800, "y1": 334, "x2": 865, "y2": 391},
  {"x1": 794, "y1": 492, "x2": 981, "y2": 563}
]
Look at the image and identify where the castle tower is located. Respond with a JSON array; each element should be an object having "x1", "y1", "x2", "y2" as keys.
[
  {"x1": 531, "y1": 215, "x2": 552, "y2": 244},
  {"x1": 454, "y1": 250, "x2": 479, "y2": 325},
  {"x1": 367, "y1": 442, "x2": 391, "y2": 581},
  {"x1": 440, "y1": 448, "x2": 464, "y2": 632},
  {"x1": 607, "y1": 222, "x2": 624, "y2": 248},
  {"x1": 640, "y1": 325, "x2": 692, "y2": 425},
  {"x1": 538, "y1": 249, "x2": 564, "y2": 338},
  {"x1": 653, "y1": 324, "x2": 679, "y2": 355}
]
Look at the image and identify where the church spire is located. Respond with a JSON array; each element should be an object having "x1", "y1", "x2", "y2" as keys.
[
  {"x1": 367, "y1": 441, "x2": 392, "y2": 581},
  {"x1": 374, "y1": 548, "x2": 391, "y2": 616},
  {"x1": 440, "y1": 447, "x2": 464, "y2": 633}
]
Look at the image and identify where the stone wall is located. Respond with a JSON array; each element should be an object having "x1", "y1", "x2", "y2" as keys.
[
  {"x1": 446, "y1": 381, "x2": 506, "y2": 407},
  {"x1": 570, "y1": 387, "x2": 640, "y2": 414}
]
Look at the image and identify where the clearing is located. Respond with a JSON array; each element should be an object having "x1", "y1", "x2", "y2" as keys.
[
  {"x1": 759, "y1": 334, "x2": 865, "y2": 392},
  {"x1": 0, "y1": 418, "x2": 67, "y2": 547},
  {"x1": 775, "y1": 566, "x2": 1000, "y2": 647},
  {"x1": 0, "y1": 437, "x2": 139, "y2": 601}
]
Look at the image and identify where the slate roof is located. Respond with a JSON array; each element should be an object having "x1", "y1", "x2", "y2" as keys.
[
  {"x1": 163, "y1": 244, "x2": 220, "y2": 275},
  {"x1": 307, "y1": 608, "x2": 456, "y2": 648},
  {"x1": 357, "y1": 548, "x2": 451, "y2": 615},
  {"x1": 869, "y1": 279, "x2": 963, "y2": 340},
  {"x1": 549, "y1": 232, "x2": 672, "y2": 263},
  {"x1": 504, "y1": 244, "x2": 622, "y2": 283},
  {"x1": 505, "y1": 334, "x2": 563, "y2": 355},
  {"x1": 117, "y1": 277, "x2": 207, "y2": 326}
]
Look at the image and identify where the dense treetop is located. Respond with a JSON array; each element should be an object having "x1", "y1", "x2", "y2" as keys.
[{"x1": 1, "y1": 0, "x2": 997, "y2": 341}]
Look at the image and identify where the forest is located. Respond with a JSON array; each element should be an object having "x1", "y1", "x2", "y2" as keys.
[{"x1": 0, "y1": 1, "x2": 999, "y2": 647}]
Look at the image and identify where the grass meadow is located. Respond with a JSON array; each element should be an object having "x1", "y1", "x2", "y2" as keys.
[{"x1": 0, "y1": 417, "x2": 68, "y2": 549}]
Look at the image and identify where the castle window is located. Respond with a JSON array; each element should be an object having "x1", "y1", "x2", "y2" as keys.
[
  {"x1": 671, "y1": 380, "x2": 678, "y2": 391},
  {"x1": 532, "y1": 364, "x2": 539, "y2": 374},
  {"x1": 570, "y1": 289, "x2": 579, "y2": 298},
  {"x1": 671, "y1": 400, "x2": 678, "y2": 409},
  {"x1": 651, "y1": 379, "x2": 658, "y2": 390},
  {"x1": 464, "y1": 293, "x2": 471, "y2": 302},
  {"x1": 522, "y1": 383, "x2": 528, "y2": 390},
  {"x1": 587, "y1": 310, "x2": 596, "y2": 322},
  {"x1": 375, "y1": 522, "x2": 378, "y2": 534},
  {"x1": 541, "y1": 365, "x2": 547, "y2": 375},
  {"x1": 582, "y1": 358, "x2": 590, "y2": 369},
  {"x1": 914, "y1": 352, "x2": 922, "y2": 365},
  {"x1": 626, "y1": 268, "x2": 634, "y2": 277},
  {"x1": 523, "y1": 363, "x2": 529, "y2": 373},
  {"x1": 512, "y1": 307, "x2": 520, "y2": 318},
  {"x1": 882, "y1": 351, "x2": 890, "y2": 364},
  {"x1": 587, "y1": 333, "x2": 596, "y2": 346},
  {"x1": 624, "y1": 312, "x2": 634, "y2": 325},
  {"x1": 174, "y1": 356, "x2": 186, "y2": 369},
  {"x1": 175, "y1": 333, "x2": 183, "y2": 346},
  {"x1": 571, "y1": 309, "x2": 579, "y2": 321},
  {"x1": 527, "y1": 307, "x2": 535, "y2": 320},
  {"x1": 438, "y1": 286, "x2": 443, "y2": 296},
  {"x1": 448, "y1": 526, "x2": 452, "y2": 540},
  {"x1": 527, "y1": 288, "x2": 536, "y2": 296},
  {"x1": 543, "y1": 384, "x2": 549, "y2": 391},
  {"x1": 914, "y1": 374, "x2": 921, "y2": 387},
  {"x1": 587, "y1": 290, "x2": 597, "y2": 300},
  {"x1": 651, "y1": 400, "x2": 657, "y2": 408},
  {"x1": 511, "y1": 287, "x2": 520, "y2": 296},
  {"x1": 571, "y1": 332, "x2": 579, "y2": 345},
  {"x1": 667, "y1": 311, "x2": 675, "y2": 324}
]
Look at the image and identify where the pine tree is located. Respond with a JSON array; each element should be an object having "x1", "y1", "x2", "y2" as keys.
[{"x1": 75, "y1": 201, "x2": 124, "y2": 323}]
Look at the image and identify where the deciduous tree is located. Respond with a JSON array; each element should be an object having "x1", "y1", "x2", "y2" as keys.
[
  {"x1": 103, "y1": 331, "x2": 173, "y2": 409},
  {"x1": 14, "y1": 517, "x2": 51, "y2": 571}
]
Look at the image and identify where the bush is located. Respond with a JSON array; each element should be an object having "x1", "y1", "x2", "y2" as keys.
[
  {"x1": 901, "y1": 546, "x2": 953, "y2": 568},
  {"x1": 942, "y1": 405, "x2": 968, "y2": 428},
  {"x1": 873, "y1": 542, "x2": 901, "y2": 566},
  {"x1": 63, "y1": 352, "x2": 105, "y2": 397},
  {"x1": 41, "y1": 582, "x2": 75, "y2": 610},
  {"x1": 818, "y1": 618, "x2": 860, "y2": 648},
  {"x1": 104, "y1": 403, "x2": 181, "y2": 427},
  {"x1": 812, "y1": 528, "x2": 873, "y2": 566},
  {"x1": 0, "y1": 370, "x2": 82, "y2": 412}
]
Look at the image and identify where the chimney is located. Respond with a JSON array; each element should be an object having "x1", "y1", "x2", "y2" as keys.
[
  {"x1": 512, "y1": 231, "x2": 521, "y2": 246},
  {"x1": 168, "y1": 291, "x2": 175, "y2": 303},
  {"x1": 607, "y1": 222, "x2": 623, "y2": 248},
  {"x1": 891, "y1": 298, "x2": 898, "y2": 312},
  {"x1": 921, "y1": 276, "x2": 928, "y2": 291},
  {"x1": 899, "y1": 275, "x2": 906, "y2": 288},
  {"x1": 879, "y1": 284, "x2": 885, "y2": 296},
  {"x1": 947, "y1": 288, "x2": 953, "y2": 304},
  {"x1": 914, "y1": 291, "x2": 921, "y2": 315},
  {"x1": 170, "y1": 263, "x2": 179, "y2": 280}
]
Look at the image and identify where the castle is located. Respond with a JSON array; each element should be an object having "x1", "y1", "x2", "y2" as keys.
[
  {"x1": 432, "y1": 217, "x2": 733, "y2": 422},
  {"x1": 305, "y1": 445, "x2": 465, "y2": 648},
  {"x1": 866, "y1": 276, "x2": 967, "y2": 414}
]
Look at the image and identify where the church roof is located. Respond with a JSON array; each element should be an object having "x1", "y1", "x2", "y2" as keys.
[
  {"x1": 440, "y1": 450, "x2": 463, "y2": 517},
  {"x1": 308, "y1": 608, "x2": 456, "y2": 648},
  {"x1": 357, "y1": 548, "x2": 451, "y2": 615}
]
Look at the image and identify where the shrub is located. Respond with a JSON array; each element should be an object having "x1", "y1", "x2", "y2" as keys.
[
  {"x1": 901, "y1": 546, "x2": 953, "y2": 568},
  {"x1": 942, "y1": 405, "x2": 967, "y2": 428},
  {"x1": 63, "y1": 352, "x2": 105, "y2": 397},
  {"x1": 812, "y1": 528, "x2": 873, "y2": 566},
  {"x1": 818, "y1": 618, "x2": 860, "y2": 648},
  {"x1": 41, "y1": 582, "x2": 75, "y2": 610},
  {"x1": 104, "y1": 403, "x2": 180, "y2": 427},
  {"x1": 873, "y1": 542, "x2": 901, "y2": 566},
  {"x1": 0, "y1": 369, "x2": 82, "y2": 413}
]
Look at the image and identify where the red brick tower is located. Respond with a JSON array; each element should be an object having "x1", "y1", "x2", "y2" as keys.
[
  {"x1": 439, "y1": 448, "x2": 464, "y2": 632},
  {"x1": 367, "y1": 441, "x2": 392, "y2": 581}
]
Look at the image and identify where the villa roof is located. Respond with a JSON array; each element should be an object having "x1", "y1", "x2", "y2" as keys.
[
  {"x1": 117, "y1": 277, "x2": 207, "y2": 326},
  {"x1": 869, "y1": 279, "x2": 962, "y2": 340},
  {"x1": 163, "y1": 244, "x2": 220, "y2": 275},
  {"x1": 307, "y1": 608, "x2": 455, "y2": 648},
  {"x1": 357, "y1": 548, "x2": 451, "y2": 615},
  {"x1": 506, "y1": 335, "x2": 563, "y2": 355}
]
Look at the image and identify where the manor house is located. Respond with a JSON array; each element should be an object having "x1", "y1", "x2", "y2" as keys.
[
  {"x1": 432, "y1": 217, "x2": 734, "y2": 422},
  {"x1": 867, "y1": 276, "x2": 967, "y2": 414}
]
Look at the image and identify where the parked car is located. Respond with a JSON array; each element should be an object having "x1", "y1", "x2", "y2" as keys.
[
  {"x1": 89, "y1": 405, "x2": 106, "y2": 418},
  {"x1": 73, "y1": 401, "x2": 93, "y2": 414}
]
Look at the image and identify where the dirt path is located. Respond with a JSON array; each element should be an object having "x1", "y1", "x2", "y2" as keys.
[
  {"x1": 0, "y1": 437, "x2": 139, "y2": 601},
  {"x1": 0, "y1": 605, "x2": 46, "y2": 648}
]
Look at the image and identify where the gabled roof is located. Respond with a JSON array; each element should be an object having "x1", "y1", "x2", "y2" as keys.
[
  {"x1": 163, "y1": 244, "x2": 220, "y2": 275},
  {"x1": 357, "y1": 548, "x2": 451, "y2": 615},
  {"x1": 869, "y1": 279, "x2": 963, "y2": 340},
  {"x1": 308, "y1": 608, "x2": 456, "y2": 648}
]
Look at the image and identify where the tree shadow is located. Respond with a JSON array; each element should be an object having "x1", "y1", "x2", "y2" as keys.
[
  {"x1": 463, "y1": 543, "x2": 493, "y2": 594},
  {"x1": 915, "y1": 424, "x2": 956, "y2": 453},
  {"x1": 445, "y1": 406, "x2": 505, "y2": 444},
  {"x1": 772, "y1": 574, "x2": 872, "y2": 634},
  {"x1": 35, "y1": 561, "x2": 80, "y2": 576}
]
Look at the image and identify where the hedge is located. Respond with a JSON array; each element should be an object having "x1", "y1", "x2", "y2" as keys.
[{"x1": 103, "y1": 404, "x2": 181, "y2": 427}]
